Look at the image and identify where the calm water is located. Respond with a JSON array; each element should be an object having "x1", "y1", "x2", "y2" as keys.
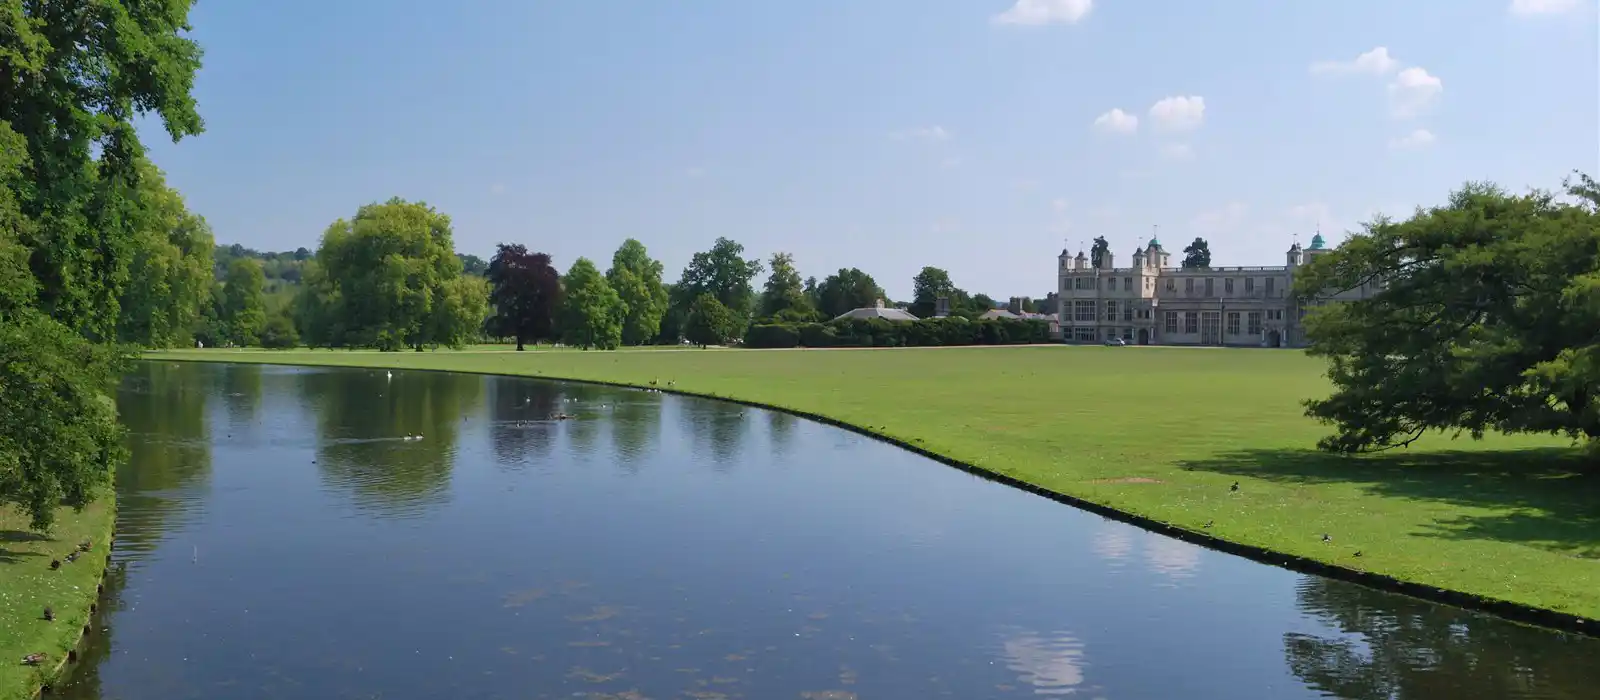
[{"x1": 55, "y1": 362, "x2": 1600, "y2": 700}]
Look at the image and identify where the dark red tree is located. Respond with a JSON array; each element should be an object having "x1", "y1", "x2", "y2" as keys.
[{"x1": 486, "y1": 244, "x2": 562, "y2": 350}]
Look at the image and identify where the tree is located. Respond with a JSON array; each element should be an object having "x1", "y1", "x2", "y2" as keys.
[
  {"x1": 606, "y1": 239, "x2": 668, "y2": 346},
  {"x1": 909, "y1": 266, "x2": 960, "y2": 319},
  {"x1": 485, "y1": 244, "x2": 562, "y2": 350},
  {"x1": 674, "y1": 237, "x2": 763, "y2": 326},
  {"x1": 428, "y1": 274, "x2": 490, "y2": 349},
  {"x1": 0, "y1": 310, "x2": 129, "y2": 529},
  {"x1": 1296, "y1": 174, "x2": 1600, "y2": 454},
  {"x1": 221, "y1": 258, "x2": 267, "y2": 346},
  {"x1": 457, "y1": 253, "x2": 489, "y2": 276},
  {"x1": 115, "y1": 161, "x2": 215, "y2": 348},
  {"x1": 301, "y1": 198, "x2": 469, "y2": 350},
  {"x1": 685, "y1": 293, "x2": 738, "y2": 348},
  {"x1": 815, "y1": 268, "x2": 883, "y2": 319},
  {"x1": 4, "y1": 1, "x2": 205, "y2": 342},
  {"x1": 559, "y1": 258, "x2": 623, "y2": 350},
  {"x1": 259, "y1": 310, "x2": 300, "y2": 349},
  {"x1": 971, "y1": 293, "x2": 999, "y2": 311},
  {"x1": 1182, "y1": 237, "x2": 1212, "y2": 269},
  {"x1": 758, "y1": 252, "x2": 812, "y2": 319},
  {"x1": 1090, "y1": 236, "x2": 1111, "y2": 269}
]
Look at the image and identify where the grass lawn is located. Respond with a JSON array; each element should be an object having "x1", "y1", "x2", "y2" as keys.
[
  {"x1": 144, "y1": 345, "x2": 1600, "y2": 621},
  {"x1": 0, "y1": 501, "x2": 113, "y2": 700}
]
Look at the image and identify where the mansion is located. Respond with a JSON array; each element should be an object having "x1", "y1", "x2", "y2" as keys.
[{"x1": 1054, "y1": 234, "x2": 1377, "y2": 347}]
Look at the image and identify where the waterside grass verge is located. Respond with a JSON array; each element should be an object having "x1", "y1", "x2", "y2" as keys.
[
  {"x1": 144, "y1": 345, "x2": 1600, "y2": 630},
  {"x1": 0, "y1": 500, "x2": 113, "y2": 700}
]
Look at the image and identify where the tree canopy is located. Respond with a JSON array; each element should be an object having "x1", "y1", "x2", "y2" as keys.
[
  {"x1": 685, "y1": 293, "x2": 738, "y2": 347},
  {"x1": 221, "y1": 258, "x2": 266, "y2": 346},
  {"x1": 1182, "y1": 237, "x2": 1212, "y2": 269},
  {"x1": 815, "y1": 268, "x2": 884, "y2": 319},
  {"x1": 1297, "y1": 174, "x2": 1600, "y2": 453},
  {"x1": 675, "y1": 237, "x2": 763, "y2": 323},
  {"x1": 910, "y1": 266, "x2": 964, "y2": 319},
  {"x1": 486, "y1": 244, "x2": 562, "y2": 350},
  {"x1": 758, "y1": 252, "x2": 812, "y2": 319},
  {"x1": 297, "y1": 198, "x2": 484, "y2": 350},
  {"x1": 560, "y1": 257, "x2": 623, "y2": 350},
  {"x1": 606, "y1": 239, "x2": 668, "y2": 346}
]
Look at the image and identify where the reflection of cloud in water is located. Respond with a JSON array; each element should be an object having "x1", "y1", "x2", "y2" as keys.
[
  {"x1": 1000, "y1": 629, "x2": 1088, "y2": 695},
  {"x1": 1142, "y1": 533, "x2": 1202, "y2": 581},
  {"x1": 1090, "y1": 524, "x2": 1133, "y2": 566}
]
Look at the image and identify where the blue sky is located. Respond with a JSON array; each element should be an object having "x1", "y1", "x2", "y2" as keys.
[{"x1": 141, "y1": 0, "x2": 1597, "y2": 300}]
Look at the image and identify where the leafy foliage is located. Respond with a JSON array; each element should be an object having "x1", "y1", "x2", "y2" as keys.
[
  {"x1": 606, "y1": 239, "x2": 668, "y2": 346},
  {"x1": 1297, "y1": 175, "x2": 1600, "y2": 453},
  {"x1": 559, "y1": 258, "x2": 623, "y2": 350},
  {"x1": 457, "y1": 253, "x2": 489, "y2": 276},
  {"x1": 685, "y1": 293, "x2": 738, "y2": 347},
  {"x1": 1182, "y1": 237, "x2": 1212, "y2": 269},
  {"x1": 116, "y1": 162, "x2": 215, "y2": 347},
  {"x1": 259, "y1": 310, "x2": 300, "y2": 349},
  {"x1": 486, "y1": 244, "x2": 561, "y2": 349},
  {"x1": 758, "y1": 252, "x2": 812, "y2": 319},
  {"x1": 297, "y1": 199, "x2": 483, "y2": 350},
  {"x1": 0, "y1": 310, "x2": 128, "y2": 529},
  {"x1": 743, "y1": 316, "x2": 1051, "y2": 349},
  {"x1": 221, "y1": 258, "x2": 266, "y2": 346},
  {"x1": 674, "y1": 237, "x2": 762, "y2": 329},
  {"x1": 909, "y1": 266, "x2": 963, "y2": 319}
]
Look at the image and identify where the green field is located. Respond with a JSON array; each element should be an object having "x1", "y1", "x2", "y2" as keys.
[
  {"x1": 143, "y1": 345, "x2": 1600, "y2": 621},
  {"x1": 0, "y1": 500, "x2": 113, "y2": 699}
]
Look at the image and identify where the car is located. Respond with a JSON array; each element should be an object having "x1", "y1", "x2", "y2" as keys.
[{"x1": 1103, "y1": 337, "x2": 1127, "y2": 346}]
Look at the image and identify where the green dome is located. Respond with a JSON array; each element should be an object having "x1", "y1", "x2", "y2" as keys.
[{"x1": 1310, "y1": 233, "x2": 1326, "y2": 250}]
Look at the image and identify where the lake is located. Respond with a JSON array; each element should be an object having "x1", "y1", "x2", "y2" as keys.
[{"x1": 55, "y1": 362, "x2": 1600, "y2": 699}]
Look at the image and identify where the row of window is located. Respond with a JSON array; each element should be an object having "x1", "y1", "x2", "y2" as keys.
[
  {"x1": 1065, "y1": 275, "x2": 1282, "y2": 297},
  {"x1": 1161, "y1": 311, "x2": 1272, "y2": 335},
  {"x1": 1071, "y1": 300, "x2": 1162, "y2": 322}
]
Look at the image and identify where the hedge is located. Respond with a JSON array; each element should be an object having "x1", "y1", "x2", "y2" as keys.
[{"x1": 743, "y1": 317, "x2": 1051, "y2": 349}]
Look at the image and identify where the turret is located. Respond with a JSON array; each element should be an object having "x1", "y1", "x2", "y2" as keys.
[
  {"x1": 1286, "y1": 242, "x2": 1304, "y2": 267},
  {"x1": 1074, "y1": 250, "x2": 1088, "y2": 270},
  {"x1": 1059, "y1": 248, "x2": 1072, "y2": 271},
  {"x1": 1147, "y1": 238, "x2": 1170, "y2": 268},
  {"x1": 1131, "y1": 246, "x2": 1146, "y2": 269}
]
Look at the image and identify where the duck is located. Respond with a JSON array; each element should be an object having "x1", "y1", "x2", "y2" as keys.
[
  {"x1": 21, "y1": 653, "x2": 45, "y2": 666},
  {"x1": 1229, "y1": 481, "x2": 1239, "y2": 493},
  {"x1": 42, "y1": 606, "x2": 54, "y2": 622},
  {"x1": 49, "y1": 559, "x2": 60, "y2": 570},
  {"x1": 64, "y1": 551, "x2": 80, "y2": 563},
  {"x1": 1321, "y1": 533, "x2": 1332, "y2": 543},
  {"x1": 77, "y1": 539, "x2": 92, "y2": 552}
]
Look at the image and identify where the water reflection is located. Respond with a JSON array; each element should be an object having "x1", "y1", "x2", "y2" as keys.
[
  {"x1": 1286, "y1": 578, "x2": 1600, "y2": 699},
  {"x1": 56, "y1": 363, "x2": 1600, "y2": 700},
  {"x1": 999, "y1": 629, "x2": 1093, "y2": 696},
  {"x1": 299, "y1": 369, "x2": 482, "y2": 519}
]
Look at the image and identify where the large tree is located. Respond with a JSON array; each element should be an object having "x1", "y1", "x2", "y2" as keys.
[
  {"x1": 116, "y1": 161, "x2": 215, "y2": 347},
  {"x1": 299, "y1": 198, "x2": 476, "y2": 350},
  {"x1": 485, "y1": 244, "x2": 561, "y2": 350},
  {"x1": 1182, "y1": 237, "x2": 1212, "y2": 269},
  {"x1": 910, "y1": 266, "x2": 963, "y2": 319},
  {"x1": 220, "y1": 258, "x2": 266, "y2": 346},
  {"x1": 815, "y1": 268, "x2": 884, "y2": 319},
  {"x1": 1297, "y1": 174, "x2": 1600, "y2": 454},
  {"x1": 758, "y1": 252, "x2": 812, "y2": 319},
  {"x1": 605, "y1": 239, "x2": 668, "y2": 346},
  {"x1": 684, "y1": 293, "x2": 738, "y2": 348},
  {"x1": 559, "y1": 257, "x2": 623, "y2": 350},
  {"x1": 674, "y1": 237, "x2": 763, "y2": 325}
]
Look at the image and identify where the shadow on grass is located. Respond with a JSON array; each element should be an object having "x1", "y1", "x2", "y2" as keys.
[
  {"x1": 1177, "y1": 447, "x2": 1600, "y2": 558},
  {"x1": 0, "y1": 530, "x2": 51, "y2": 565}
]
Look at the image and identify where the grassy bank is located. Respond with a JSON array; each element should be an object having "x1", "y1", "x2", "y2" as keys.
[
  {"x1": 144, "y1": 345, "x2": 1600, "y2": 621},
  {"x1": 0, "y1": 500, "x2": 113, "y2": 699}
]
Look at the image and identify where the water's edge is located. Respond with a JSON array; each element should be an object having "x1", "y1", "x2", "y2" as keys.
[
  {"x1": 27, "y1": 505, "x2": 115, "y2": 700},
  {"x1": 146, "y1": 355, "x2": 1600, "y2": 638}
]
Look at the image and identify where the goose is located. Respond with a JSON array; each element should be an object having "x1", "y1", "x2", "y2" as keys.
[
  {"x1": 21, "y1": 653, "x2": 45, "y2": 666},
  {"x1": 387, "y1": 370, "x2": 393, "y2": 380},
  {"x1": 42, "y1": 606, "x2": 54, "y2": 622}
]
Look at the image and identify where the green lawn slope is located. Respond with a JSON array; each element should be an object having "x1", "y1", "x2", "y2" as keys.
[
  {"x1": 144, "y1": 345, "x2": 1600, "y2": 622},
  {"x1": 0, "y1": 500, "x2": 113, "y2": 700}
]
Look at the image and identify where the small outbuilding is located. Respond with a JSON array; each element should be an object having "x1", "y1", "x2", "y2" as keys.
[{"x1": 831, "y1": 299, "x2": 920, "y2": 322}]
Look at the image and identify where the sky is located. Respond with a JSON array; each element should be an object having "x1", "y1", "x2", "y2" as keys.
[{"x1": 139, "y1": 0, "x2": 1598, "y2": 300}]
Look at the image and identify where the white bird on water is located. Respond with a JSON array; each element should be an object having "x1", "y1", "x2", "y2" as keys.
[{"x1": 386, "y1": 370, "x2": 393, "y2": 381}]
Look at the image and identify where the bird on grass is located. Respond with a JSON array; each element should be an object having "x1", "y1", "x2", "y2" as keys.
[
  {"x1": 1321, "y1": 533, "x2": 1332, "y2": 543},
  {"x1": 21, "y1": 653, "x2": 46, "y2": 666},
  {"x1": 1229, "y1": 481, "x2": 1240, "y2": 493},
  {"x1": 1203, "y1": 520, "x2": 1214, "y2": 529},
  {"x1": 77, "y1": 539, "x2": 92, "y2": 552},
  {"x1": 1353, "y1": 551, "x2": 1363, "y2": 558},
  {"x1": 64, "y1": 551, "x2": 80, "y2": 563},
  {"x1": 49, "y1": 559, "x2": 60, "y2": 570},
  {"x1": 42, "y1": 607, "x2": 54, "y2": 622}
]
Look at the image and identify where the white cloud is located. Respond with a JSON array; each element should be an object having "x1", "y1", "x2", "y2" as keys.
[
  {"x1": 1148, "y1": 96, "x2": 1206, "y2": 133},
  {"x1": 1388, "y1": 66, "x2": 1443, "y2": 118},
  {"x1": 890, "y1": 125, "x2": 951, "y2": 141},
  {"x1": 1510, "y1": 0, "x2": 1581, "y2": 15},
  {"x1": 1160, "y1": 143, "x2": 1194, "y2": 160},
  {"x1": 1091, "y1": 108, "x2": 1138, "y2": 134},
  {"x1": 1389, "y1": 128, "x2": 1437, "y2": 149},
  {"x1": 488, "y1": 183, "x2": 506, "y2": 195},
  {"x1": 1190, "y1": 201, "x2": 1248, "y2": 234},
  {"x1": 1309, "y1": 47, "x2": 1399, "y2": 76},
  {"x1": 992, "y1": 0, "x2": 1093, "y2": 26}
]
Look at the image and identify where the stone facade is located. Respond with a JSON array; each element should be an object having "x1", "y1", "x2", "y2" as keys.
[{"x1": 1054, "y1": 234, "x2": 1377, "y2": 347}]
